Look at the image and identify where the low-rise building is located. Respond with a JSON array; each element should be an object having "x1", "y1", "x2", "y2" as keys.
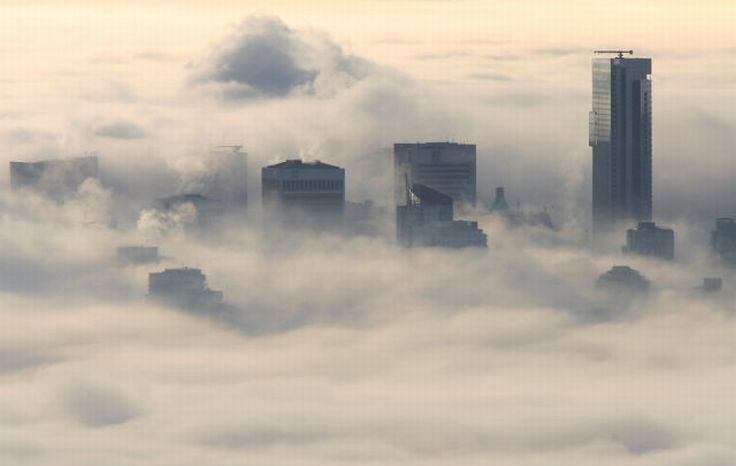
[{"x1": 623, "y1": 221, "x2": 674, "y2": 260}]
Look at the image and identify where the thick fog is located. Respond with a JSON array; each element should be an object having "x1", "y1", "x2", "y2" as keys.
[{"x1": 1, "y1": 9, "x2": 736, "y2": 466}]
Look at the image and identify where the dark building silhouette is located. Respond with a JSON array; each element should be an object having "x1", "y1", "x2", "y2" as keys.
[
  {"x1": 117, "y1": 246, "x2": 159, "y2": 265},
  {"x1": 397, "y1": 183, "x2": 487, "y2": 248},
  {"x1": 623, "y1": 221, "x2": 674, "y2": 260},
  {"x1": 262, "y1": 159, "x2": 345, "y2": 231},
  {"x1": 590, "y1": 52, "x2": 652, "y2": 232},
  {"x1": 488, "y1": 186, "x2": 510, "y2": 215},
  {"x1": 488, "y1": 186, "x2": 555, "y2": 230},
  {"x1": 596, "y1": 265, "x2": 650, "y2": 292},
  {"x1": 711, "y1": 218, "x2": 736, "y2": 266},
  {"x1": 148, "y1": 267, "x2": 223, "y2": 311},
  {"x1": 9, "y1": 155, "x2": 98, "y2": 202},
  {"x1": 344, "y1": 200, "x2": 387, "y2": 237},
  {"x1": 394, "y1": 142, "x2": 476, "y2": 209}
]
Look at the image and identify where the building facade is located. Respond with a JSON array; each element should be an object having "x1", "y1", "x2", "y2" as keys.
[
  {"x1": 397, "y1": 183, "x2": 487, "y2": 248},
  {"x1": 262, "y1": 159, "x2": 345, "y2": 230},
  {"x1": 590, "y1": 54, "x2": 652, "y2": 231},
  {"x1": 394, "y1": 142, "x2": 476, "y2": 209},
  {"x1": 623, "y1": 221, "x2": 674, "y2": 260}
]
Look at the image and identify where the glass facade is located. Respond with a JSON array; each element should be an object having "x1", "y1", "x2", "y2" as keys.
[{"x1": 590, "y1": 56, "x2": 652, "y2": 232}]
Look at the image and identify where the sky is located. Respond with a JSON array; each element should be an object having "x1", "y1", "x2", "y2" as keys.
[{"x1": 1, "y1": 1, "x2": 736, "y2": 465}]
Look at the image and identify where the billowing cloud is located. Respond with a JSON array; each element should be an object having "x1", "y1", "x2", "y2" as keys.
[{"x1": 190, "y1": 15, "x2": 375, "y2": 100}]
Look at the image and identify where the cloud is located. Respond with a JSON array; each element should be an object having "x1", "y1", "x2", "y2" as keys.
[
  {"x1": 190, "y1": 15, "x2": 375, "y2": 100},
  {"x1": 59, "y1": 380, "x2": 142, "y2": 427},
  {"x1": 93, "y1": 120, "x2": 148, "y2": 139}
]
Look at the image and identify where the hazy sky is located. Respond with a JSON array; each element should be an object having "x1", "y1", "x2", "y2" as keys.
[{"x1": 1, "y1": 3, "x2": 736, "y2": 465}]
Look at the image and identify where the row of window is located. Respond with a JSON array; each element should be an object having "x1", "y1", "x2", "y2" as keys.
[{"x1": 278, "y1": 179, "x2": 344, "y2": 191}]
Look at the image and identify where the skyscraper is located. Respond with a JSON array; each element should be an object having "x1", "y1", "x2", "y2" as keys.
[
  {"x1": 394, "y1": 142, "x2": 476, "y2": 209},
  {"x1": 589, "y1": 51, "x2": 652, "y2": 232}
]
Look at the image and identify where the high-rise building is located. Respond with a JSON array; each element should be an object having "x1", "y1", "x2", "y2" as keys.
[
  {"x1": 9, "y1": 156, "x2": 98, "y2": 202},
  {"x1": 589, "y1": 51, "x2": 652, "y2": 231},
  {"x1": 394, "y1": 142, "x2": 476, "y2": 209},
  {"x1": 397, "y1": 183, "x2": 487, "y2": 248},
  {"x1": 622, "y1": 221, "x2": 674, "y2": 261},
  {"x1": 261, "y1": 159, "x2": 345, "y2": 230}
]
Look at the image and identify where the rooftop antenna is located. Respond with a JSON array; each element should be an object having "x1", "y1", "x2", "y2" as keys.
[{"x1": 594, "y1": 50, "x2": 634, "y2": 59}]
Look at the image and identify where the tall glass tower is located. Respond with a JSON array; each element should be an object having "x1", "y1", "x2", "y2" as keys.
[{"x1": 589, "y1": 52, "x2": 652, "y2": 232}]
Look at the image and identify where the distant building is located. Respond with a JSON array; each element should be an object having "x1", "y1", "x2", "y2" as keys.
[
  {"x1": 201, "y1": 146, "x2": 248, "y2": 209},
  {"x1": 148, "y1": 267, "x2": 223, "y2": 311},
  {"x1": 394, "y1": 142, "x2": 476, "y2": 208},
  {"x1": 488, "y1": 186, "x2": 555, "y2": 230},
  {"x1": 154, "y1": 193, "x2": 225, "y2": 229},
  {"x1": 488, "y1": 186, "x2": 510, "y2": 215},
  {"x1": 9, "y1": 155, "x2": 98, "y2": 201},
  {"x1": 711, "y1": 218, "x2": 736, "y2": 266},
  {"x1": 623, "y1": 221, "x2": 674, "y2": 260},
  {"x1": 397, "y1": 183, "x2": 487, "y2": 248},
  {"x1": 698, "y1": 277, "x2": 722, "y2": 293},
  {"x1": 344, "y1": 200, "x2": 387, "y2": 237},
  {"x1": 596, "y1": 265, "x2": 650, "y2": 292},
  {"x1": 117, "y1": 246, "x2": 159, "y2": 265},
  {"x1": 589, "y1": 52, "x2": 652, "y2": 232},
  {"x1": 262, "y1": 159, "x2": 345, "y2": 231}
]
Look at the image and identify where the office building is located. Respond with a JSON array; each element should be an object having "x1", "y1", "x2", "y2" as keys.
[
  {"x1": 9, "y1": 155, "x2": 98, "y2": 201},
  {"x1": 397, "y1": 183, "x2": 487, "y2": 248},
  {"x1": 589, "y1": 52, "x2": 652, "y2": 231},
  {"x1": 394, "y1": 142, "x2": 476, "y2": 208},
  {"x1": 117, "y1": 246, "x2": 159, "y2": 265},
  {"x1": 148, "y1": 267, "x2": 223, "y2": 311},
  {"x1": 596, "y1": 265, "x2": 650, "y2": 292},
  {"x1": 711, "y1": 218, "x2": 736, "y2": 266},
  {"x1": 262, "y1": 159, "x2": 345, "y2": 230},
  {"x1": 623, "y1": 221, "x2": 674, "y2": 260}
]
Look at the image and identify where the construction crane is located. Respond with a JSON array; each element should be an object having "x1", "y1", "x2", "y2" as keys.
[{"x1": 594, "y1": 50, "x2": 634, "y2": 59}]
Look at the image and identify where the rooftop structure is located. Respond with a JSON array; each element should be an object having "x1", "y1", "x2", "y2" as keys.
[
  {"x1": 394, "y1": 142, "x2": 476, "y2": 209},
  {"x1": 488, "y1": 186, "x2": 510, "y2": 215},
  {"x1": 148, "y1": 267, "x2": 223, "y2": 311},
  {"x1": 262, "y1": 159, "x2": 345, "y2": 231},
  {"x1": 397, "y1": 183, "x2": 487, "y2": 248},
  {"x1": 9, "y1": 156, "x2": 98, "y2": 202},
  {"x1": 623, "y1": 221, "x2": 674, "y2": 261},
  {"x1": 596, "y1": 265, "x2": 650, "y2": 292}
]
